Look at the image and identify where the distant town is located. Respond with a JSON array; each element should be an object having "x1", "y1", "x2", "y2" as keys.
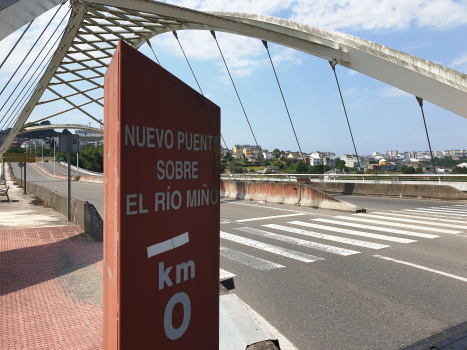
[
  {"x1": 220, "y1": 145, "x2": 467, "y2": 174},
  {"x1": 6, "y1": 129, "x2": 467, "y2": 175}
]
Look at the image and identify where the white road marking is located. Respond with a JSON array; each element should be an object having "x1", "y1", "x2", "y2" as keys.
[
  {"x1": 347, "y1": 215, "x2": 460, "y2": 234},
  {"x1": 374, "y1": 255, "x2": 467, "y2": 283},
  {"x1": 236, "y1": 227, "x2": 358, "y2": 256},
  {"x1": 220, "y1": 247, "x2": 285, "y2": 270},
  {"x1": 221, "y1": 200, "x2": 312, "y2": 214},
  {"x1": 266, "y1": 223, "x2": 389, "y2": 250},
  {"x1": 220, "y1": 231, "x2": 323, "y2": 263},
  {"x1": 297, "y1": 220, "x2": 417, "y2": 243},
  {"x1": 431, "y1": 206, "x2": 467, "y2": 211},
  {"x1": 220, "y1": 220, "x2": 231, "y2": 224},
  {"x1": 374, "y1": 211, "x2": 467, "y2": 225},
  {"x1": 219, "y1": 268, "x2": 236, "y2": 280},
  {"x1": 315, "y1": 217, "x2": 438, "y2": 239},
  {"x1": 236, "y1": 213, "x2": 309, "y2": 222},
  {"x1": 422, "y1": 207, "x2": 467, "y2": 213},
  {"x1": 363, "y1": 213, "x2": 466, "y2": 230},
  {"x1": 403, "y1": 209, "x2": 467, "y2": 217},
  {"x1": 147, "y1": 232, "x2": 189, "y2": 258}
]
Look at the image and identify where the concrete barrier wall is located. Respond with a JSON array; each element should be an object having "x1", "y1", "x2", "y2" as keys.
[
  {"x1": 221, "y1": 180, "x2": 365, "y2": 212},
  {"x1": 309, "y1": 182, "x2": 467, "y2": 201},
  {"x1": 9, "y1": 163, "x2": 103, "y2": 241}
]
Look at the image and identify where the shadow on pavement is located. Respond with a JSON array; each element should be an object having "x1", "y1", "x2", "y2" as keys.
[{"x1": 399, "y1": 321, "x2": 467, "y2": 350}]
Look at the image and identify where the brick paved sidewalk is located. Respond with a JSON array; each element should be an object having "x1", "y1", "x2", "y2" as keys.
[{"x1": 0, "y1": 225, "x2": 103, "y2": 349}]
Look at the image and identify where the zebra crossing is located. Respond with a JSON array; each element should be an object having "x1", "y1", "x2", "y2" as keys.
[{"x1": 220, "y1": 203, "x2": 467, "y2": 277}]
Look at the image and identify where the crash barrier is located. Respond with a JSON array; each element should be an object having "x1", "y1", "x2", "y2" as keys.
[
  {"x1": 8, "y1": 163, "x2": 103, "y2": 241},
  {"x1": 34, "y1": 163, "x2": 103, "y2": 183},
  {"x1": 222, "y1": 173, "x2": 467, "y2": 191},
  {"x1": 220, "y1": 180, "x2": 365, "y2": 212},
  {"x1": 308, "y1": 182, "x2": 467, "y2": 201},
  {"x1": 58, "y1": 161, "x2": 103, "y2": 176}
]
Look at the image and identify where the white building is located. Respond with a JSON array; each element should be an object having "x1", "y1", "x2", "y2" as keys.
[
  {"x1": 262, "y1": 150, "x2": 274, "y2": 159},
  {"x1": 309, "y1": 151, "x2": 336, "y2": 167},
  {"x1": 341, "y1": 154, "x2": 368, "y2": 170}
]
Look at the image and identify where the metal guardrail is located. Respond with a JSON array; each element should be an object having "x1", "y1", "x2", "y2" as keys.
[
  {"x1": 59, "y1": 161, "x2": 103, "y2": 176},
  {"x1": 221, "y1": 173, "x2": 467, "y2": 191}
]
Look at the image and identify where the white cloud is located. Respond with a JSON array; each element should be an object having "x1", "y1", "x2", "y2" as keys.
[
  {"x1": 451, "y1": 52, "x2": 467, "y2": 66},
  {"x1": 153, "y1": 30, "x2": 299, "y2": 77},
  {"x1": 290, "y1": 0, "x2": 467, "y2": 31},
  {"x1": 380, "y1": 86, "x2": 410, "y2": 97},
  {"x1": 348, "y1": 70, "x2": 359, "y2": 77}
]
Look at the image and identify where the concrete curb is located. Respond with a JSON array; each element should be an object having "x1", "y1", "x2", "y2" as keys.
[
  {"x1": 309, "y1": 182, "x2": 467, "y2": 201},
  {"x1": 220, "y1": 283, "x2": 281, "y2": 350},
  {"x1": 221, "y1": 180, "x2": 365, "y2": 213},
  {"x1": 8, "y1": 163, "x2": 103, "y2": 241},
  {"x1": 33, "y1": 163, "x2": 103, "y2": 183}
]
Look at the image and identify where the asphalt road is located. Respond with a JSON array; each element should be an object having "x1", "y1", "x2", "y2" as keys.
[
  {"x1": 10, "y1": 162, "x2": 467, "y2": 349},
  {"x1": 11, "y1": 162, "x2": 104, "y2": 216}
]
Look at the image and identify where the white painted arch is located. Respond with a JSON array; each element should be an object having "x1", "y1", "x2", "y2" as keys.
[{"x1": 0, "y1": 0, "x2": 466, "y2": 158}]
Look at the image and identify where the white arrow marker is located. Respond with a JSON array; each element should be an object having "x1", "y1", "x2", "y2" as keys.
[{"x1": 147, "y1": 232, "x2": 189, "y2": 258}]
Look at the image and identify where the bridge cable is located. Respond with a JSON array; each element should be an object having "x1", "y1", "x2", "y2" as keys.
[
  {"x1": 172, "y1": 31, "x2": 229, "y2": 150},
  {"x1": 172, "y1": 31, "x2": 203, "y2": 95},
  {"x1": 416, "y1": 96, "x2": 437, "y2": 174},
  {"x1": 262, "y1": 40, "x2": 303, "y2": 156},
  {"x1": 0, "y1": 9, "x2": 70, "y2": 146},
  {"x1": 329, "y1": 59, "x2": 362, "y2": 172},
  {"x1": 0, "y1": 18, "x2": 70, "y2": 144},
  {"x1": 0, "y1": 8, "x2": 70, "y2": 128},
  {"x1": 0, "y1": 20, "x2": 67, "y2": 144},
  {"x1": 0, "y1": 3, "x2": 64, "y2": 98},
  {"x1": 0, "y1": 19, "x2": 35, "y2": 72},
  {"x1": 210, "y1": 30, "x2": 259, "y2": 149},
  {"x1": 146, "y1": 39, "x2": 161, "y2": 65}
]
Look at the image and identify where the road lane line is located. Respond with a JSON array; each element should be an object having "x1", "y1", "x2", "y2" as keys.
[
  {"x1": 220, "y1": 231, "x2": 322, "y2": 263},
  {"x1": 422, "y1": 207, "x2": 467, "y2": 213},
  {"x1": 221, "y1": 201, "x2": 312, "y2": 214},
  {"x1": 235, "y1": 227, "x2": 358, "y2": 256},
  {"x1": 371, "y1": 211, "x2": 467, "y2": 229},
  {"x1": 297, "y1": 220, "x2": 417, "y2": 243},
  {"x1": 431, "y1": 206, "x2": 467, "y2": 211},
  {"x1": 346, "y1": 215, "x2": 460, "y2": 234},
  {"x1": 266, "y1": 223, "x2": 389, "y2": 249},
  {"x1": 236, "y1": 213, "x2": 309, "y2": 222},
  {"x1": 219, "y1": 268, "x2": 236, "y2": 280},
  {"x1": 403, "y1": 209, "x2": 467, "y2": 218},
  {"x1": 314, "y1": 217, "x2": 438, "y2": 239},
  {"x1": 220, "y1": 247, "x2": 285, "y2": 270},
  {"x1": 363, "y1": 213, "x2": 466, "y2": 230},
  {"x1": 374, "y1": 255, "x2": 467, "y2": 283}
]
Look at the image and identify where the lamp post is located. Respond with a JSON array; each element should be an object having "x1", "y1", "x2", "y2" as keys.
[{"x1": 54, "y1": 137, "x2": 56, "y2": 176}]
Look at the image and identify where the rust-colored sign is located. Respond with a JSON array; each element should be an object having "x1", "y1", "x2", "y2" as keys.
[{"x1": 103, "y1": 41, "x2": 220, "y2": 349}]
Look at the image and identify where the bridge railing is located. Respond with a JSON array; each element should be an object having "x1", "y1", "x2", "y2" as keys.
[{"x1": 220, "y1": 173, "x2": 467, "y2": 191}]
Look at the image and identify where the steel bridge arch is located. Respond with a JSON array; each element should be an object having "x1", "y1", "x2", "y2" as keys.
[
  {"x1": 0, "y1": 0, "x2": 466, "y2": 159},
  {"x1": 21, "y1": 124, "x2": 103, "y2": 134}
]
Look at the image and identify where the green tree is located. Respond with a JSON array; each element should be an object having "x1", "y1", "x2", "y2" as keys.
[
  {"x1": 272, "y1": 148, "x2": 281, "y2": 158},
  {"x1": 228, "y1": 162, "x2": 244, "y2": 174},
  {"x1": 415, "y1": 167, "x2": 423, "y2": 174},
  {"x1": 225, "y1": 152, "x2": 233, "y2": 162},
  {"x1": 402, "y1": 166, "x2": 416, "y2": 174},
  {"x1": 453, "y1": 166, "x2": 467, "y2": 174},
  {"x1": 295, "y1": 161, "x2": 309, "y2": 173}
]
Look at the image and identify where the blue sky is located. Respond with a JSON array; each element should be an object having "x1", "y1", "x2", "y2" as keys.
[{"x1": 0, "y1": 0, "x2": 466, "y2": 156}]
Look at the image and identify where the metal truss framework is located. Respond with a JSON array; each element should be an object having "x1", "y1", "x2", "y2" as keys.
[
  {"x1": 1, "y1": 0, "x2": 466, "y2": 160},
  {"x1": 22, "y1": 123, "x2": 102, "y2": 134}
]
